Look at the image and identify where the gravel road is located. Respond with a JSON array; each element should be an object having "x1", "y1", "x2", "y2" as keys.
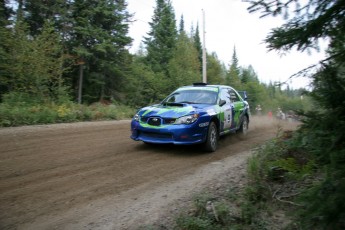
[{"x1": 0, "y1": 117, "x2": 297, "y2": 229}]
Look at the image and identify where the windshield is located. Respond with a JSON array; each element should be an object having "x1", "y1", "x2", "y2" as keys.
[{"x1": 162, "y1": 89, "x2": 218, "y2": 105}]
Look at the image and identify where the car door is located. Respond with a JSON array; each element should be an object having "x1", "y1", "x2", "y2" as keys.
[
  {"x1": 229, "y1": 89, "x2": 245, "y2": 129},
  {"x1": 219, "y1": 88, "x2": 233, "y2": 132}
]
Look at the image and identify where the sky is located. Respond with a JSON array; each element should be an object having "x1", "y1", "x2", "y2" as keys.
[{"x1": 126, "y1": 0, "x2": 327, "y2": 89}]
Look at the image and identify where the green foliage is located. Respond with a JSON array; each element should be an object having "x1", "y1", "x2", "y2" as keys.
[
  {"x1": 268, "y1": 157, "x2": 315, "y2": 180},
  {"x1": 247, "y1": 0, "x2": 345, "y2": 54},
  {"x1": 289, "y1": 64, "x2": 345, "y2": 228},
  {"x1": 206, "y1": 53, "x2": 226, "y2": 85},
  {"x1": 0, "y1": 20, "x2": 71, "y2": 103},
  {"x1": 168, "y1": 31, "x2": 201, "y2": 88},
  {"x1": 192, "y1": 193, "x2": 214, "y2": 217},
  {"x1": 176, "y1": 216, "x2": 214, "y2": 230},
  {"x1": 144, "y1": 0, "x2": 177, "y2": 76},
  {"x1": 295, "y1": 174, "x2": 345, "y2": 229},
  {"x1": 226, "y1": 47, "x2": 241, "y2": 88},
  {"x1": 67, "y1": 0, "x2": 133, "y2": 103},
  {"x1": 126, "y1": 58, "x2": 168, "y2": 106},
  {"x1": 248, "y1": 130, "x2": 316, "y2": 182},
  {"x1": 192, "y1": 24, "x2": 203, "y2": 73},
  {"x1": 0, "y1": 0, "x2": 312, "y2": 113},
  {"x1": 0, "y1": 96, "x2": 135, "y2": 127},
  {"x1": 14, "y1": 0, "x2": 133, "y2": 104},
  {"x1": 240, "y1": 200, "x2": 269, "y2": 227},
  {"x1": 243, "y1": 1, "x2": 345, "y2": 225}
]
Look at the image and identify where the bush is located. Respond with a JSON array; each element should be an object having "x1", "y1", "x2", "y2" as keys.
[
  {"x1": 175, "y1": 216, "x2": 214, "y2": 230},
  {"x1": 0, "y1": 99, "x2": 136, "y2": 127}
]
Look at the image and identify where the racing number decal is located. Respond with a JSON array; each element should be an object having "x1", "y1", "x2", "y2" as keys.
[
  {"x1": 220, "y1": 88, "x2": 234, "y2": 131},
  {"x1": 223, "y1": 107, "x2": 232, "y2": 130}
]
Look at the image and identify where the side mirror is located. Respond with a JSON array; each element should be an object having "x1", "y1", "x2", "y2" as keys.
[{"x1": 219, "y1": 100, "x2": 226, "y2": 107}]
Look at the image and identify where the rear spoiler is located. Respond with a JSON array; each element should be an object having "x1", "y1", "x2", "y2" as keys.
[{"x1": 237, "y1": 91, "x2": 248, "y2": 101}]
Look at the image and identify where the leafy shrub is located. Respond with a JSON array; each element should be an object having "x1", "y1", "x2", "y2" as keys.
[
  {"x1": 0, "y1": 100, "x2": 135, "y2": 127},
  {"x1": 175, "y1": 216, "x2": 214, "y2": 230}
]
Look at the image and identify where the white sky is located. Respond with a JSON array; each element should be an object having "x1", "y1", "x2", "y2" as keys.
[{"x1": 127, "y1": 0, "x2": 327, "y2": 89}]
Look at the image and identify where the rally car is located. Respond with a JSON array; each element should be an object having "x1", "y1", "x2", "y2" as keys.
[{"x1": 130, "y1": 83, "x2": 250, "y2": 152}]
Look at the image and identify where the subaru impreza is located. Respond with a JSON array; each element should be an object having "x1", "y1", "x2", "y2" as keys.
[{"x1": 130, "y1": 83, "x2": 250, "y2": 152}]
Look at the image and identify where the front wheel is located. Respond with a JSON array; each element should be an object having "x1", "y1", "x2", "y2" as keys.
[{"x1": 204, "y1": 122, "x2": 218, "y2": 152}]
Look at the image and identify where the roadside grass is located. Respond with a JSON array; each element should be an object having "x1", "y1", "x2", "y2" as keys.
[
  {"x1": 145, "y1": 129, "x2": 318, "y2": 230},
  {"x1": 0, "y1": 102, "x2": 136, "y2": 127}
]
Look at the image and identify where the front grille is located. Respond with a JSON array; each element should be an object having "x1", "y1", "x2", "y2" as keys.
[
  {"x1": 140, "y1": 117, "x2": 148, "y2": 122},
  {"x1": 141, "y1": 116, "x2": 176, "y2": 125},
  {"x1": 163, "y1": 118, "x2": 176, "y2": 124},
  {"x1": 147, "y1": 117, "x2": 161, "y2": 126}
]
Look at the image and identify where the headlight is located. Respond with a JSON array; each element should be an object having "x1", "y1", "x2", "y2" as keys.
[
  {"x1": 133, "y1": 114, "x2": 140, "y2": 121},
  {"x1": 175, "y1": 114, "x2": 199, "y2": 124}
]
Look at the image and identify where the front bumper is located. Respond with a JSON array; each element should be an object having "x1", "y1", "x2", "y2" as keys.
[{"x1": 130, "y1": 120, "x2": 209, "y2": 145}]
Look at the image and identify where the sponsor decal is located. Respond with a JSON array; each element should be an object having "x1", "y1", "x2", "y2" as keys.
[{"x1": 199, "y1": 122, "x2": 209, "y2": 127}]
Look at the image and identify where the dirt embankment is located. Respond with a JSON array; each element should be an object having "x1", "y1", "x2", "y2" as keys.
[{"x1": 0, "y1": 117, "x2": 298, "y2": 229}]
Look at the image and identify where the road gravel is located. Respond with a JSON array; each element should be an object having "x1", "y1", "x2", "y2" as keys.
[{"x1": 0, "y1": 117, "x2": 297, "y2": 229}]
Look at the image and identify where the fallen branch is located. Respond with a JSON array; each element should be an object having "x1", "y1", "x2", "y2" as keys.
[{"x1": 275, "y1": 196, "x2": 303, "y2": 207}]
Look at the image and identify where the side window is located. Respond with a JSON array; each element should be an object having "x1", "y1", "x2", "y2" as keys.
[
  {"x1": 229, "y1": 89, "x2": 240, "y2": 102},
  {"x1": 220, "y1": 89, "x2": 231, "y2": 104}
]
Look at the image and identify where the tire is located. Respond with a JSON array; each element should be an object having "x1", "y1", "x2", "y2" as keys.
[
  {"x1": 238, "y1": 115, "x2": 249, "y2": 135},
  {"x1": 204, "y1": 122, "x2": 218, "y2": 152}
]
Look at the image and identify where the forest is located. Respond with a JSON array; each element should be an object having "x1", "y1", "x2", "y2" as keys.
[
  {"x1": 1, "y1": 0, "x2": 345, "y2": 228},
  {"x1": 0, "y1": 0, "x2": 309, "y2": 127}
]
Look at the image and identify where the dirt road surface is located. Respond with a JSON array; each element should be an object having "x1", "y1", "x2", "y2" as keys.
[{"x1": 0, "y1": 117, "x2": 298, "y2": 229}]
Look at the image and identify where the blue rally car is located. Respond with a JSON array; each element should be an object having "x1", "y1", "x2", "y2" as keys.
[{"x1": 130, "y1": 83, "x2": 250, "y2": 152}]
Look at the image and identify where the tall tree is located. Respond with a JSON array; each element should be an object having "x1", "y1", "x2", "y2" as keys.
[
  {"x1": 226, "y1": 46, "x2": 241, "y2": 88},
  {"x1": 241, "y1": 65, "x2": 259, "y2": 84},
  {"x1": 246, "y1": 0, "x2": 345, "y2": 228},
  {"x1": 2, "y1": 21, "x2": 69, "y2": 103},
  {"x1": 178, "y1": 14, "x2": 184, "y2": 34},
  {"x1": 168, "y1": 24, "x2": 200, "y2": 89},
  {"x1": 206, "y1": 53, "x2": 226, "y2": 85},
  {"x1": 67, "y1": 0, "x2": 132, "y2": 103},
  {"x1": 20, "y1": 0, "x2": 133, "y2": 103},
  {"x1": 23, "y1": 0, "x2": 70, "y2": 36},
  {"x1": 144, "y1": 0, "x2": 177, "y2": 76},
  {"x1": 0, "y1": 0, "x2": 13, "y2": 98},
  {"x1": 192, "y1": 23, "x2": 203, "y2": 73}
]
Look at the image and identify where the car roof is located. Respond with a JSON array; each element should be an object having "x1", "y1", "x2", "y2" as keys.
[{"x1": 177, "y1": 83, "x2": 235, "y2": 91}]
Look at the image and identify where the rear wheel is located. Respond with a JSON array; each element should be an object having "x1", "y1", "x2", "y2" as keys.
[
  {"x1": 239, "y1": 116, "x2": 249, "y2": 135},
  {"x1": 204, "y1": 122, "x2": 218, "y2": 152}
]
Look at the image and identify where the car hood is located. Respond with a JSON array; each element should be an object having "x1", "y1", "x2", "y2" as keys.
[{"x1": 138, "y1": 103, "x2": 214, "y2": 118}]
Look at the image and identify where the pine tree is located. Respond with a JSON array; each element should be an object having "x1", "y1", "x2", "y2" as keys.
[
  {"x1": 226, "y1": 46, "x2": 241, "y2": 88},
  {"x1": 178, "y1": 14, "x2": 184, "y2": 35},
  {"x1": 0, "y1": 0, "x2": 14, "y2": 97},
  {"x1": 193, "y1": 23, "x2": 203, "y2": 73},
  {"x1": 247, "y1": 0, "x2": 345, "y2": 227},
  {"x1": 2, "y1": 21, "x2": 68, "y2": 103},
  {"x1": 241, "y1": 65, "x2": 259, "y2": 84},
  {"x1": 206, "y1": 53, "x2": 226, "y2": 85},
  {"x1": 144, "y1": 0, "x2": 177, "y2": 76},
  {"x1": 66, "y1": 0, "x2": 132, "y2": 103},
  {"x1": 23, "y1": 0, "x2": 69, "y2": 36},
  {"x1": 168, "y1": 21, "x2": 200, "y2": 89},
  {"x1": 19, "y1": 0, "x2": 133, "y2": 103}
]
